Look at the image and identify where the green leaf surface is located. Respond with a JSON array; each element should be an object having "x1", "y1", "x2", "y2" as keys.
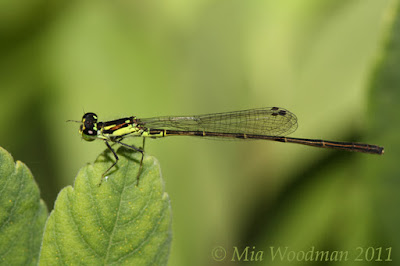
[
  {"x1": 39, "y1": 147, "x2": 172, "y2": 265},
  {"x1": 0, "y1": 146, "x2": 48, "y2": 265}
]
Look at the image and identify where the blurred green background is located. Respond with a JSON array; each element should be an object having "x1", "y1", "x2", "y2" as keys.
[{"x1": 1, "y1": 0, "x2": 398, "y2": 265}]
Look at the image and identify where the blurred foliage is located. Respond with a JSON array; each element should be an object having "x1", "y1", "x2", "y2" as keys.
[{"x1": 0, "y1": 0, "x2": 398, "y2": 265}]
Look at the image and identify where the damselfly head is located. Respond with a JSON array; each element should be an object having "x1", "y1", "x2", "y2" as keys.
[{"x1": 78, "y1": 112, "x2": 98, "y2": 141}]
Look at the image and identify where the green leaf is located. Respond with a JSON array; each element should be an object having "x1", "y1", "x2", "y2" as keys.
[
  {"x1": 39, "y1": 147, "x2": 172, "y2": 265},
  {"x1": 0, "y1": 146, "x2": 48, "y2": 265}
]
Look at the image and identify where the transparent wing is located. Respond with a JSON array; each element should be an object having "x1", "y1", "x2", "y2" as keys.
[{"x1": 139, "y1": 107, "x2": 298, "y2": 136}]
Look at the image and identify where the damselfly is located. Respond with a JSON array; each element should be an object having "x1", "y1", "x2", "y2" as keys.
[{"x1": 69, "y1": 107, "x2": 384, "y2": 186}]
